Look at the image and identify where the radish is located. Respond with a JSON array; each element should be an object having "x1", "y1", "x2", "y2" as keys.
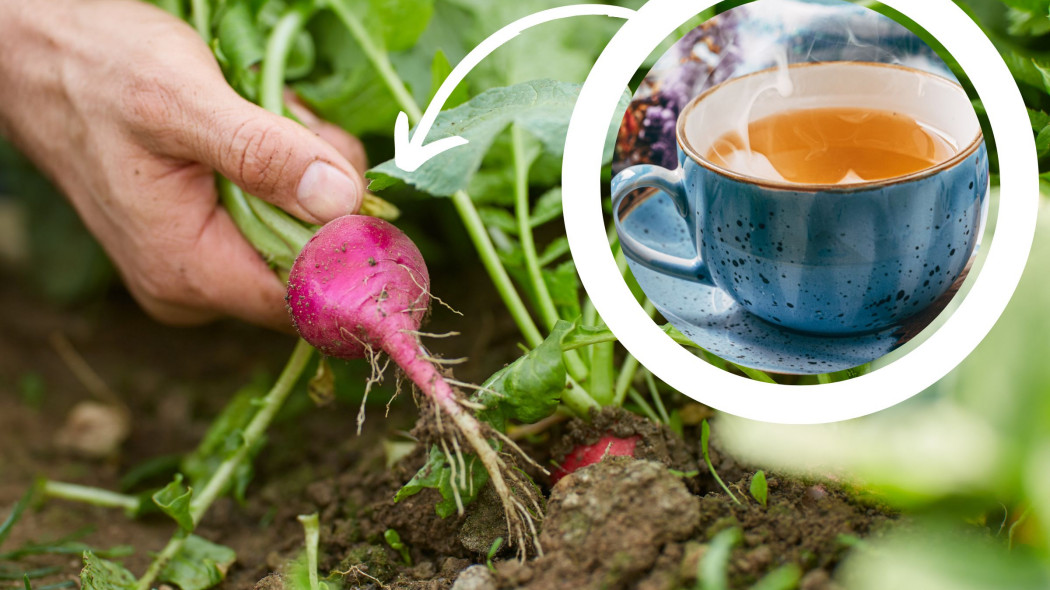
[
  {"x1": 550, "y1": 434, "x2": 640, "y2": 485},
  {"x1": 286, "y1": 215, "x2": 541, "y2": 555}
]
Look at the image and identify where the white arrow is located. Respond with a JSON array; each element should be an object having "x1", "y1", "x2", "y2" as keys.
[{"x1": 394, "y1": 4, "x2": 636, "y2": 172}]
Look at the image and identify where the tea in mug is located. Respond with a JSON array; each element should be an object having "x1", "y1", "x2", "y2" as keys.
[{"x1": 704, "y1": 107, "x2": 957, "y2": 185}]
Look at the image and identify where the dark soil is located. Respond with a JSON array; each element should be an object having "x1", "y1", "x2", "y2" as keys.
[{"x1": 0, "y1": 272, "x2": 893, "y2": 590}]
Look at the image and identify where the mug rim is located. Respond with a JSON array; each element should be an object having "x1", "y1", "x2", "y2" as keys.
[{"x1": 676, "y1": 61, "x2": 985, "y2": 192}]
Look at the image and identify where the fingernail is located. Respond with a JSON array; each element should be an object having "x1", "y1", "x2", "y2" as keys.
[{"x1": 297, "y1": 161, "x2": 361, "y2": 222}]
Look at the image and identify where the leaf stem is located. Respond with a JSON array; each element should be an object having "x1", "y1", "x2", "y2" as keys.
[
  {"x1": 511, "y1": 126, "x2": 560, "y2": 332},
  {"x1": 217, "y1": 178, "x2": 295, "y2": 268},
  {"x1": 190, "y1": 0, "x2": 210, "y2": 42},
  {"x1": 261, "y1": 6, "x2": 311, "y2": 116},
  {"x1": 136, "y1": 340, "x2": 315, "y2": 590},
  {"x1": 511, "y1": 126, "x2": 589, "y2": 382},
  {"x1": 452, "y1": 190, "x2": 544, "y2": 347},
  {"x1": 298, "y1": 514, "x2": 322, "y2": 590},
  {"x1": 41, "y1": 482, "x2": 141, "y2": 515},
  {"x1": 561, "y1": 377, "x2": 600, "y2": 417},
  {"x1": 326, "y1": 0, "x2": 422, "y2": 122}
]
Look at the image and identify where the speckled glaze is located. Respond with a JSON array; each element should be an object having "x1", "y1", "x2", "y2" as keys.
[{"x1": 613, "y1": 64, "x2": 988, "y2": 336}]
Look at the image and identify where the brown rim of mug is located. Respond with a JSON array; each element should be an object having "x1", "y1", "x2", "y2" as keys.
[{"x1": 675, "y1": 61, "x2": 985, "y2": 192}]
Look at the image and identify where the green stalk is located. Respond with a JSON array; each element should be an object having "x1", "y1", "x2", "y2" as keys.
[
  {"x1": 561, "y1": 376, "x2": 600, "y2": 417},
  {"x1": 298, "y1": 513, "x2": 321, "y2": 590},
  {"x1": 190, "y1": 0, "x2": 210, "y2": 42},
  {"x1": 136, "y1": 340, "x2": 315, "y2": 590},
  {"x1": 511, "y1": 126, "x2": 560, "y2": 331},
  {"x1": 511, "y1": 126, "x2": 589, "y2": 381},
  {"x1": 218, "y1": 178, "x2": 295, "y2": 268},
  {"x1": 261, "y1": 7, "x2": 310, "y2": 116},
  {"x1": 41, "y1": 482, "x2": 141, "y2": 515},
  {"x1": 452, "y1": 190, "x2": 544, "y2": 347},
  {"x1": 246, "y1": 198, "x2": 315, "y2": 253},
  {"x1": 612, "y1": 300, "x2": 656, "y2": 406}
]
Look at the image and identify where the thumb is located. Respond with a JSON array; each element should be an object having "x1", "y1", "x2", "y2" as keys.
[{"x1": 191, "y1": 95, "x2": 364, "y2": 224}]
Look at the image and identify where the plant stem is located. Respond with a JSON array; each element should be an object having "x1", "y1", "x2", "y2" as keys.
[
  {"x1": 247, "y1": 197, "x2": 315, "y2": 253},
  {"x1": 190, "y1": 0, "x2": 210, "y2": 42},
  {"x1": 136, "y1": 340, "x2": 315, "y2": 590},
  {"x1": 612, "y1": 300, "x2": 656, "y2": 406},
  {"x1": 561, "y1": 376, "x2": 600, "y2": 417},
  {"x1": 217, "y1": 178, "x2": 295, "y2": 268},
  {"x1": 511, "y1": 126, "x2": 560, "y2": 332},
  {"x1": 41, "y1": 482, "x2": 141, "y2": 515},
  {"x1": 510, "y1": 126, "x2": 589, "y2": 382},
  {"x1": 298, "y1": 513, "x2": 321, "y2": 590},
  {"x1": 261, "y1": 6, "x2": 310, "y2": 116},
  {"x1": 643, "y1": 370, "x2": 671, "y2": 424},
  {"x1": 326, "y1": 0, "x2": 422, "y2": 122},
  {"x1": 451, "y1": 190, "x2": 544, "y2": 347}
]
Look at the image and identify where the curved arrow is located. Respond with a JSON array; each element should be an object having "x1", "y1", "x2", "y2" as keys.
[{"x1": 394, "y1": 4, "x2": 637, "y2": 172}]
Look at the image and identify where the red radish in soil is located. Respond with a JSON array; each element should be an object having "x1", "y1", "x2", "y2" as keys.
[
  {"x1": 286, "y1": 215, "x2": 540, "y2": 554},
  {"x1": 551, "y1": 434, "x2": 640, "y2": 485}
]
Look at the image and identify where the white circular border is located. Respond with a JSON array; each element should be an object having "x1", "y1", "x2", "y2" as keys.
[{"x1": 563, "y1": 0, "x2": 1039, "y2": 424}]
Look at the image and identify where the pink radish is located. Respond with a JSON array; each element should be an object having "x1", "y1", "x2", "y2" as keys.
[
  {"x1": 286, "y1": 215, "x2": 540, "y2": 554},
  {"x1": 551, "y1": 434, "x2": 640, "y2": 485}
]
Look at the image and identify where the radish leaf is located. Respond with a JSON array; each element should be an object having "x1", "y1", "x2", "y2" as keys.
[
  {"x1": 394, "y1": 446, "x2": 489, "y2": 518},
  {"x1": 152, "y1": 474, "x2": 193, "y2": 532},
  {"x1": 157, "y1": 535, "x2": 237, "y2": 590},
  {"x1": 474, "y1": 320, "x2": 574, "y2": 429},
  {"x1": 368, "y1": 80, "x2": 628, "y2": 196},
  {"x1": 80, "y1": 551, "x2": 135, "y2": 590}
]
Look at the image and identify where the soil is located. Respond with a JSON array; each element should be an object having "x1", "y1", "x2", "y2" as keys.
[{"x1": 0, "y1": 270, "x2": 893, "y2": 590}]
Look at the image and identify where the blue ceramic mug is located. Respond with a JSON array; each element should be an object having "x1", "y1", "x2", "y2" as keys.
[{"x1": 612, "y1": 62, "x2": 988, "y2": 336}]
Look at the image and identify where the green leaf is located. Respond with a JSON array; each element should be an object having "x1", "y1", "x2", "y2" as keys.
[
  {"x1": 529, "y1": 187, "x2": 562, "y2": 227},
  {"x1": 478, "y1": 207, "x2": 519, "y2": 235},
  {"x1": 474, "y1": 320, "x2": 574, "y2": 430},
  {"x1": 537, "y1": 236, "x2": 570, "y2": 267},
  {"x1": 79, "y1": 552, "x2": 135, "y2": 590},
  {"x1": 394, "y1": 446, "x2": 489, "y2": 518},
  {"x1": 430, "y1": 49, "x2": 469, "y2": 108},
  {"x1": 152, "y1": 474, "x2": 193, "y2": 531},
  {"x1": 335, "y1": 0, "x2": 435, "y2": 52},
  {"x1": 158, "y1": 535, "x2": 237, "y2": 590},
  {"x1": 182, "y1": 377, "x2": 266, "y2": 501},
  {"x1": 216, "y1": 1, "x2": 265, "y2": 72},
  {"x1": 750, "y1": 564, "x2": 802, "y2": 590},
  {"x1": 698, "y1": 527, "x2": 741, "y2": 590},
  {"x1": 750, "y1": 470, "x2": 768, "y2": 508},
  {"x1": 369, "y1": 80, "x2": 628, "y2": 196},
  {"x1": 543, "y1": 261, "x2": 581, "y2": 322}
]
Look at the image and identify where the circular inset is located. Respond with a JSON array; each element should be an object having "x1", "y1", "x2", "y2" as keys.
[{"x1": 562, "y1": 0, "x2": 1039, "y2": 423}]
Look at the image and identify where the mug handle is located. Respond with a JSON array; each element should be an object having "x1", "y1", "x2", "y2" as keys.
[{"x1": 611, "y1": 164, "x2": 713, "y2": 285}]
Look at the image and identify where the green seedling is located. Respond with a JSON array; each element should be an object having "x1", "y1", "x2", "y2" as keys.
[
  {"x1": 486, "y1": 537, "x2": 504, "y2": 573},
  {"x1": 384, "y1": 529, "x2": 412, "y2": 566},
  {"x1": 750, "y1": 471, "x2": 768, "y2": 508},
  {"x1": 696, "y1": 527, "x2": 741, "y2": 590},
  {"x1": 299, "y1": 514, "x2": 323, "y2": 590},
  {"x1": 701, "y1": 420, "x2": 741, "y2": 505}
]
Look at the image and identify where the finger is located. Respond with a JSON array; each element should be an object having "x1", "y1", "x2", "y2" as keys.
[
  {"x1": 285, "y1": 91, "x2": 369, "y2": 173},
  {"x1": 191, "y1": 207, "x2": 294, "y2": 332},
  {"x1": 158, "y1": 87, "x2": 365, "y2": 224}
]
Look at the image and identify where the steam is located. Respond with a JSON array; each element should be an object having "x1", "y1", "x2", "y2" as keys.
[{"x1": 696, "y1": 0, "x2": 962, "y2": 186}]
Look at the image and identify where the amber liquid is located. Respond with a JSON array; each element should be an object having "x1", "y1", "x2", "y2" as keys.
[{"x1": 704, "y1": 107, "x2": 957, "y2": 184}]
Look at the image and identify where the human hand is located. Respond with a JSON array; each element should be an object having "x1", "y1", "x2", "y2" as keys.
[{"x1": 0, "y1": 0, "x2": 366, "y2": 331}]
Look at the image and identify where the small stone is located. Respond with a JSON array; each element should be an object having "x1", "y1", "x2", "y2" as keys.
[
  {"x1": 450, "y1": 564, "x2": 497, "y2": 590},
  {"x1": 54, "y1": 401, "x2": 129, "y2": 459}
]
